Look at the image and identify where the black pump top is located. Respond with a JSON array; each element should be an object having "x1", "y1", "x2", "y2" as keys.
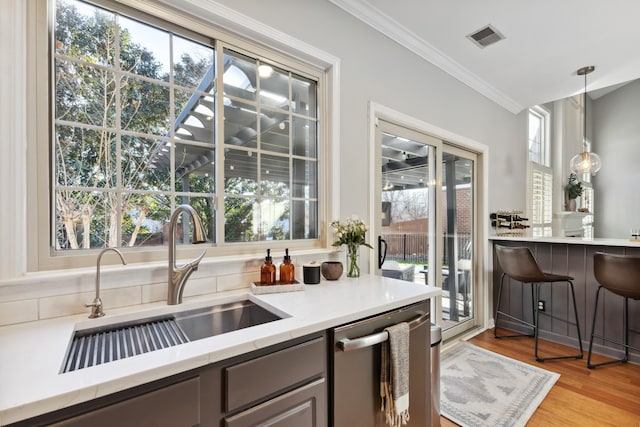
[
  {"x1": 265, "y1": 249, "x2": 272, "y2": 262},
  {"x1": 284, "y1": 248, "x2": 291, "y2": 261}
]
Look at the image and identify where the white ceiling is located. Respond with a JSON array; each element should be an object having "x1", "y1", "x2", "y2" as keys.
[{"x1": 330, "y1": 0, "x2": 640, "y2": 113}]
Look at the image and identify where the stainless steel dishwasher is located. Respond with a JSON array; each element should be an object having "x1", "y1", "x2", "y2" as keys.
[{"x1": 330, "y1": 300, "x2": 431, "y2": 426}]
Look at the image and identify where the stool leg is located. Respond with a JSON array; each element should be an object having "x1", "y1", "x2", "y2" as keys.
[
  {"x1": 534, "y1": 283, "x2": 541, "y2": 359},
  {"x1": 587, "y1": 286, "x2": 603, "y2": 368},
  {"x1": 494, "y1": 273, "x2": 505, "y2": 338},
  {"x1": 494, "y1": 273, "x2": 535, "y2": 339},
  {"x1": 587, "y1": 288, "x2": 633, "y2": 369},
  {"x1": 623, "y1": 297, "x2": 630, "y2": 362},
  {"x1": 569, "y1": 280, "x2": 584, "y2": 357},
  {"x1": 535, "y1": 280, "x2": 583, "y2": 362}
]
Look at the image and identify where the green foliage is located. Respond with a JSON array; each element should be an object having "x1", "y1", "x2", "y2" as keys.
[{"x1": 565, "y1": 173, "x2": 583, "y2": 199}]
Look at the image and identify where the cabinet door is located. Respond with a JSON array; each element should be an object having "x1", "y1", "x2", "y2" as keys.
[
  {"x1": 49, "y1": 377, "x2": 201, "y2": 427},
  {"x1": 224, "y1": 379, "x2": 326, "y2": 427}
]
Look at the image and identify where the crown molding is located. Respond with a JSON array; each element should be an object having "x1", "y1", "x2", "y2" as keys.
[{"x1": 329, "y1": 0, "x2": 523, "y2": 114}]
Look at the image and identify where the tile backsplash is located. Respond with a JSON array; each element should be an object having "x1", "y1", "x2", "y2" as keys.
[{"x1": 0, "y1": 250, "x2": 337, "y2": 327}]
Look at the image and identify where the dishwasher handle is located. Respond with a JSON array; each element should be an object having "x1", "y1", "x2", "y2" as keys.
[{"x1": 336, "y1": 311, "x2": 430, "y2": 352}]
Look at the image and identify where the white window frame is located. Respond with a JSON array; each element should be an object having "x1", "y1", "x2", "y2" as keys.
[
  {"x1": 526, "y1": 105, "x2": 552, "y2": 236},
  {"x1": 528, "y1": 105, "x2": 550, "y2": 167},
  {"x1": 23, "y1": 0, "x2": 340, "y2": 272}
]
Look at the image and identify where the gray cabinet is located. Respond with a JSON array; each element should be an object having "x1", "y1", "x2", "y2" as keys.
[
  {"x1": 10, "y1": 333, "x2": 326, "y2": 427},
  {"x1": 48, "y1": 377, "x2": 201, "y2": 427}
]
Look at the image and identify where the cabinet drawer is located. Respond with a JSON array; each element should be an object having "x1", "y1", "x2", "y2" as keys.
[
  {"x1": 225, "y1": 336, "x2": 325, "y2": 412},
  {"x1": 224, "y1": 378, "x2": 326, "y2": 427}
]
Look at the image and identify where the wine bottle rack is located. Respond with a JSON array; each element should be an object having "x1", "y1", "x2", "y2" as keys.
[{"x1": 491, "y1": 210, "x2": 530, "y2": 236}]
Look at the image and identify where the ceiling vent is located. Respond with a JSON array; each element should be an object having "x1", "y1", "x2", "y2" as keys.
[{"x1": 466, "y1": 24, "x2": 505, "y2": 48}]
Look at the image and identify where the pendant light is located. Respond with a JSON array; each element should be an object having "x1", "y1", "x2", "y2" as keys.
[{"x1": 569, "y1": 65, "x2": 601, "y2": 176}]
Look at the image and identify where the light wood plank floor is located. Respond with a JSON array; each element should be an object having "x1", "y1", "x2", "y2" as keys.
[{"x1": 440, "y1": 328, "x2": 640, "y2": 427}]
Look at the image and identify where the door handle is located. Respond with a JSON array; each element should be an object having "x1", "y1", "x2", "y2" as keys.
[
  {"x1": 336, "y1": 311, "x2": 430, "y2": 352},
  {"x1": 378, "y1": 236, "x2": 387, "y2": 269}
]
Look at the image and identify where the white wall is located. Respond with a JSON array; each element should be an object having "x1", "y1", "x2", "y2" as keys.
[{"x1": 593, "y1": 79, "x2": 640, "y2": 238}]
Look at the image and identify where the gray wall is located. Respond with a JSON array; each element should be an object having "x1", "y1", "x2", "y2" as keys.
[
  {"x1": 211, "y1": 0, "x2": 525, "y2": 221},
  {"x1": 593, "y1": 79, "x2": 640, "y2": 238}
]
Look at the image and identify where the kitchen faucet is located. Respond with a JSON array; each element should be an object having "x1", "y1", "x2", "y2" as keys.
[
  {"x1": 86, "y1": 247, "x2": 127, "y2": 318},
  {"x1": 168, "y1": 204, "x2": 208, "y2": 305}
]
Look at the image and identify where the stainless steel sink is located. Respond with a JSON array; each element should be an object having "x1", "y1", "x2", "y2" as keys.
[
  {"x1": 62, "y1": 299, "x2": 283, "y2": 373},
  {"x1": 174, "y1": 299, "x2": 282, "y2": 341}
]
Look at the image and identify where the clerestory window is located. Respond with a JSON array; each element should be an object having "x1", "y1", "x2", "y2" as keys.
[
  {"x1": 52, "y1": 0, "x2": 320, "y2": 256},
  {"x1": 527, "y1": 105, "x2": 552, "y2": 236}
]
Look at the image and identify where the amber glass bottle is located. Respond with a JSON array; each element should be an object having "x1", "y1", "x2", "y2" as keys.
[
  {"x1": 260, "y1": 249, "x2": 276, "y2": 285},
  {"x1": 279, "y1": 248, "x2": 295, "y2": 284}
]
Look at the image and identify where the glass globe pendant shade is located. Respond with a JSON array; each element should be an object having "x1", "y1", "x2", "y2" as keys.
[{"x1": 570, "y1": 150, "x2": 602, "y2": 175}]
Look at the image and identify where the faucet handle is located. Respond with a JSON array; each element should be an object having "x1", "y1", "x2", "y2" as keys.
[
  {"x1": 193, "y1": 248, "x2": 207, "y2": 268},
  {"x1": 85, "y1": 297, "x2": 105, "y2": 318}
]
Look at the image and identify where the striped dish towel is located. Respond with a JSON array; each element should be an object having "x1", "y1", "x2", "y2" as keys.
[{"x1": 381, "y1": 322, "x2": 410, "y2": 427}]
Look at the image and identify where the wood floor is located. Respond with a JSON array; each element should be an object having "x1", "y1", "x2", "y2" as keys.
[{"x1": 440, "y1": 328, "x2": 640, "y2": 427}]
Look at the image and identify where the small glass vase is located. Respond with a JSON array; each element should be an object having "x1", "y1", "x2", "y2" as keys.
[{"x1": 346, "y1": 244, "x2": 360, "y2": 278}]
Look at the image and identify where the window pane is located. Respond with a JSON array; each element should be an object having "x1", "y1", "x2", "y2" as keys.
[
  {"x1": 174, "y1": 143, "x2": 215, "y2": 193},
  {"x1": 122, "y1": 135, "x2": 171, "y2": 192},
  {"x1": 120, "y1": 192, "x2": 171, "y2": 247},
  {"x1": 55, "y1": 125, "x2": 116, "y2": 188},
  {"x1": 293, "y1": 159, "x2": 317, "y2": 198},
  {"x1": 119, "y1": 16, "x2": 170, "y2": 80},
  {"x1": 259, "y1": 65, "x2": 290, "y2": 111},
  {"x1": 55, "y1": 190, "x2": 107, "y2": 249},
  {"x1": 291, "y1": 200, "x2": 317, "y2": 239},
  {"x1": 224, "y1": 100, "x2": 258, "y2": 149},
  {"x1": 121, "y1": 75, "x2": 170, "y2": 136},
  {"x1": 224, "y1": 196, "x2": 255, "y2": 242},
  {"x1": 528, "y1": 111, "x2": 542, "y2": 164},
  {"x1": 55, "y1": 0, "x2": 115, "y2": 67},
  {"x1": 260, "y1": 199, "x2": 290, "y2": 240},
  {"x1": 225, "y1": 148, "x2": 257, "y2": 195},
  {"x1": 261, "y1": 154, "x2": 290, "y2": 198},
  {"x1": 175, "y1": 89, "x2": 215, "y2": 144},
  {"x1": 292, "y1": 116, "x2": 317, "y2": 158},
  {"x1": 55, "y1": 61, "x2": 116, "y2": 127},
  {"x1": 172, "y1": 35, "x2": 214, "y2": 88},
  {"x1": 292, "y1": 75, "x2": 316, "y2": 117},
  {"x1": 260, "y1": 108, "x2": 289, "y2": 154},
  {"x1": 223, "y1": 50, "x2": 257, "y2": 101}
]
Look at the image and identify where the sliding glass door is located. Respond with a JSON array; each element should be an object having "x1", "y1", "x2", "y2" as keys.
[{"x1": 373, "y1": 118, "x2": 479, "y2": 337}]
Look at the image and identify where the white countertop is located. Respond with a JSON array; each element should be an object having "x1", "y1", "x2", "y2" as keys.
[
  {"x1": 489, "y1": 235, "x2": 640, "y2": 247},
  {"x1": 0, "y1": 275, "x2": 440, "y2": 425}
]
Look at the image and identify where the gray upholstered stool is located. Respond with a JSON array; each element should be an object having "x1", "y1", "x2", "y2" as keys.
[
  {"x1": 588, "y1": 252, "x2": 640, "y2": 369},
  {"x1": 494, "y1": 245, "x2": 583, "y2": 362}
]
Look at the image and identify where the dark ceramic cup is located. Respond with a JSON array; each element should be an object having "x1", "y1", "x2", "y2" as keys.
[
  {"x1": 303, "y1": 263, "x2": 321, "y2": 284},
  {"x1": 321, "y1": 261, "x2": 343, "y2": 280}
]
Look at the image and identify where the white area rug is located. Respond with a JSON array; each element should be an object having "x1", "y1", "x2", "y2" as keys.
[{"x1": 441, "y1": 342, "x2": 559, "y2": 427}]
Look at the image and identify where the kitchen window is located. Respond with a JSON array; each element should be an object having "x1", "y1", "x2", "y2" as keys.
[{"x1": 49, "y1": 0, "x2": 321, "y2": 260}]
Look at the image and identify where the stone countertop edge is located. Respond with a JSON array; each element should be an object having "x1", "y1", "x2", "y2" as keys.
[
  {"x1": 0, "y1": 274, "x2": 440, "y2": 425},
  {"x1": 489, "y1": 235, "x2": 640, "y2": 247}
]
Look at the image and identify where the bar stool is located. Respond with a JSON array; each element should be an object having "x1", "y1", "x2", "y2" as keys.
[
  {"x1": 494, "y1": 245, "x2": 583, "y2": 362},
  {"x1": 587, "y1": 252, "x2": 640, "y2": 369}
]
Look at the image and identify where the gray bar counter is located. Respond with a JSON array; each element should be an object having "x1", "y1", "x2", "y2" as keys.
[{"x1": 489, "y1": 235, "x2": 640, "y2": 364}]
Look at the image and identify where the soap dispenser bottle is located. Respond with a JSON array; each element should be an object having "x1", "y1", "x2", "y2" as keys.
[
  {"x1": 260, "y1": 249, "x2": 276, "y2": 285},
  {"x1": 279, "y1": 248, "x2": 295, "y2": 284}
]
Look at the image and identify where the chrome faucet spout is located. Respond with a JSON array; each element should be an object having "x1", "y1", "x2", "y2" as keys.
[
  {"x1": 168, "y1": 204, "x2": 208, "y2": 305},
  {"x1": 86, "y1": 247, "x2": 127, "y2": 318}
]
